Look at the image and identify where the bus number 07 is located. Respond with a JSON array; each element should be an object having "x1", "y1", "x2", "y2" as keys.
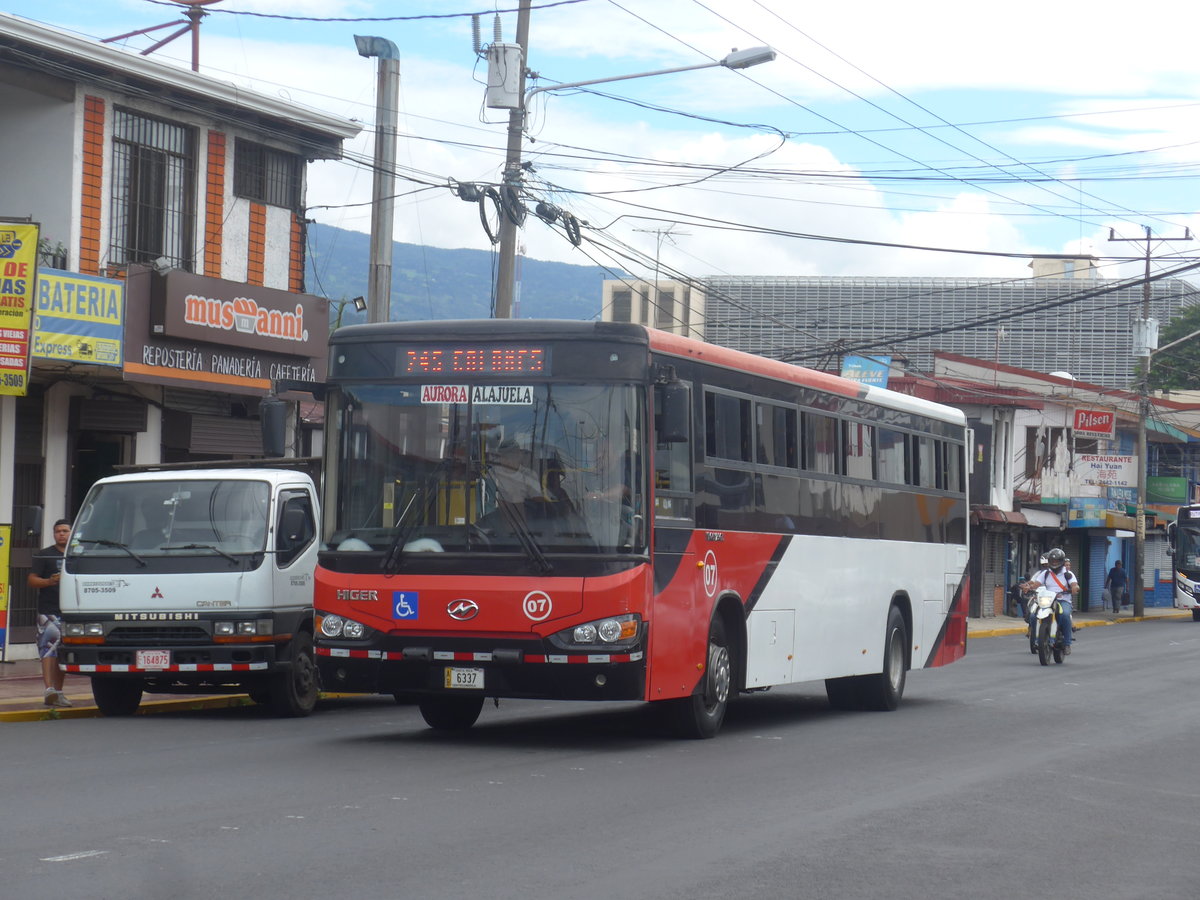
[{"x1": 522, "y1": 591, "x2": 552, "y2": 621}]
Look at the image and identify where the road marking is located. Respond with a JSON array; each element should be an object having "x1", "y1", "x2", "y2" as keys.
[{"x1": 40, "y1": 850, "x2": 109, "y2": 862}]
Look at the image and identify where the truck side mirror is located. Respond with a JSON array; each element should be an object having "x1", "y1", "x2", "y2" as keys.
[{"x1": 657, "y1": 382, "x2": 690, "y2": 444}]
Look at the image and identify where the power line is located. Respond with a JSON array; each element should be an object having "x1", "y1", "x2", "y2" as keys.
[{"x1": 143, "y1": 0, "x2": 594, "y2": 23}]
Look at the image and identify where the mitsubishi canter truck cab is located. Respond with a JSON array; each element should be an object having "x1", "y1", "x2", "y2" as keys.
[{"x1": 59, "y1": 466, "x2": 319, "y2": 717}]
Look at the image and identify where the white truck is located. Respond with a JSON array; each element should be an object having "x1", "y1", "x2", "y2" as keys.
[{"x1": 58, "y1": 462, "x2": 321, "y2": 717}]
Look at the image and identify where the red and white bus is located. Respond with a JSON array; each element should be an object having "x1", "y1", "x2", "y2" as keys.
[{"x1": 314, "y1": 320, "x2": 968, "y2": 737}]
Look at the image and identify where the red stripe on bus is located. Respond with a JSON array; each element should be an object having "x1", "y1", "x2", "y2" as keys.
[{"x1": 647, "y1": 330, "x2": 863, "y2": 398}]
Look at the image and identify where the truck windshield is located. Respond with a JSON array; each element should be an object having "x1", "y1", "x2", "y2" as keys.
[
  {"x1": 69, "y1": 479, "x2": 270, "y2": 558},
  {"x1": 326, "y1": 382, "x2": 645, "y2": 555}
]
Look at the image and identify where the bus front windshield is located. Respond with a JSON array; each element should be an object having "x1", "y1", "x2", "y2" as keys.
[
  {"x1": 1177, "y1": 525, "x2": 1200, "y2": 570},
  {"x1": 327, "y1": 383, "x2": 646, "y2": 556}
]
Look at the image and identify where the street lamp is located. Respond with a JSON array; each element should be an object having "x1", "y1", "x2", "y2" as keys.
[
  {"x1": 523, "y1": 46, "x2": 777, "y2": 103},
  {"x1": 493, "y1": 45, "x2": 776, "y2": 318},
  {"x1": 331, "y1": 295, "x2": 368, "y2": 330}
]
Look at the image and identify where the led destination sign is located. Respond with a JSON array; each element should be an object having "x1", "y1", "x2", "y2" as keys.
[{"x1": 402, "y1": 345, "x2": 549, "y2": 376}]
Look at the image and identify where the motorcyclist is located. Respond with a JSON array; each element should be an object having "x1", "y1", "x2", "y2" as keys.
[{"x1": 1023, "y1": 548, "x2": 1079, "y2": 654}]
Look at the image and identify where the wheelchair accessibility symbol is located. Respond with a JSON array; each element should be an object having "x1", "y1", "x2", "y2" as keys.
[{"x1": 392, "y1": 591, "x2": 419, "y2": 620}]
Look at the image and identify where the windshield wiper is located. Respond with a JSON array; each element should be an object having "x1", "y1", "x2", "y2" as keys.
[
  {"x1": 486, "y1": 468, "x2": 553, "y2": 575},
  {"x1": 160, "y1": 543, "x2": 240, "y2": 564},
  {"x1": 74, "y1": 538, "x2": 147, "y2": 567}
]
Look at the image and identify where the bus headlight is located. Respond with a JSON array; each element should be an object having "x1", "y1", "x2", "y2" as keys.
[
  {"x1": 551, "y1": 614, "x2": 641, "y2": 650},
  {"x1": 318, "y1": 614, "x2": 371, "y2": 640}
]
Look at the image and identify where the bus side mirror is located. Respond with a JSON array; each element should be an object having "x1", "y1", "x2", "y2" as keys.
[
  {"x1": 657, "y1": 382, "x2": 690, "y2": 444},
  {"x1": 261, "y1": 397, "x2": 288, "y2": 458}
]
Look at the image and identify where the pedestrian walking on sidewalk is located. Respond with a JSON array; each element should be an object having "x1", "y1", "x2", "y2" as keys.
[
  {"x1": 1105, "y1": 560, "x2": 1128, "y2": 614},
  {"x1": 28, "y1": 519, "x2": 73, "y2": 708}
]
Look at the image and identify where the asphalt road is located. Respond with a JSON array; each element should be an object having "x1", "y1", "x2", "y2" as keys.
[{"x1": 4, "y1": 619, "x2": 1200, "y2": 900}]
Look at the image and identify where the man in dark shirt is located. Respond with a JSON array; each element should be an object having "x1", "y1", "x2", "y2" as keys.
[
  {"x1": 1105, "y1": 560, "x2": 1128, "y2": 614},
  {"x1": 28, "y1": 519, "x2": 72, "y2": 708}
]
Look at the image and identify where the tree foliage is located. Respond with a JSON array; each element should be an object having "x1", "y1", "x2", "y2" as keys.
[{"x1": 1148, "y1": 303, "x2": 1200, "y2": 391}]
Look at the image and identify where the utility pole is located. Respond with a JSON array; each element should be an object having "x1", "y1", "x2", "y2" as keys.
[
  {"x1": 355, "y1": 35, "x2": 401, "y2": 323},
  {"x1": 487, "y1": 6, "x2": 771, "y2": 318},
  {"x1": 493, "y1": 0, "x2": 532, "y2": 319},
  {"x1": 1109, "y1": 226, "x2": 1192, "y2": 616}
]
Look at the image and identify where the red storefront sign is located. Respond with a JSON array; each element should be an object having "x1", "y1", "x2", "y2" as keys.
[{"x1": 1074, "y1": 407, "x2": 1116, "y2": 438}]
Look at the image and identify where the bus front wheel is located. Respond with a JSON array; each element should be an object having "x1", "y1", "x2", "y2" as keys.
[
  {"x1": 668, "y1": 616, "x2": 732, "y2": 739},
  {"x1": 419, "y1": 695, "x2": 484, "y2": 731}
]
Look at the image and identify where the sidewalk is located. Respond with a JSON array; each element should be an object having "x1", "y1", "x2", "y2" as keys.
[
  {"x1": 2, "y1": 607, "x2": 1192, "y2": 722},
  {"x1": 967, "y1": 605, "x2": 1191, "y2": 638},
  {"x1": 0, "y1": 659, "x2": 254, "y2": 722}
]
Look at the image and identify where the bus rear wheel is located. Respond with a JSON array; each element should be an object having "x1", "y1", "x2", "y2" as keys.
[
  {"x1": 419, "y1": 694, "x2": 484, "y2": 731},
  {"x1": 826, "y1": 605, "x2": 908, "y2": 711},
  {"x1": 92, "y1": 676, "x2": 143, "y2": 717},
  {"x1": 668, "y1": 617, "x2": 732, "y2": 739}
]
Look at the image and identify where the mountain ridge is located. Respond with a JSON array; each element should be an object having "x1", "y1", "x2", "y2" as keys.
[{"x1": 304, "y1": 222, "x2": 622, "y2": 322}]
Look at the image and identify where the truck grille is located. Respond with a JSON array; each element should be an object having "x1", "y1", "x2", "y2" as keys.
[{"x1": 106, "y1": 625, "x2": 210, "y2": 645}]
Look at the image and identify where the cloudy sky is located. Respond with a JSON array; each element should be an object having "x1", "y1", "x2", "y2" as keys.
[{"x1": 8, "y1": 0, "x2": 1200, "y2": 288}]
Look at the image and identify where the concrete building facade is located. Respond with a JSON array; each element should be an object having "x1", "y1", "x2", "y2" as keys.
[
  {"x1": 0, "y1": 15, "x2": 359, "y2": 654},
  {"x1": 699, "y1": 262, "x2": 1196, "y2": 389}
]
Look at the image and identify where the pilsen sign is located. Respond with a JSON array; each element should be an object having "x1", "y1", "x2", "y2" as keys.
[
  {"x1": 122, "y1": 266, "x2": 328, "y2": 395},
  {"x1": 1073, "y1": 407, "x2": 1116, "y2": 439}
]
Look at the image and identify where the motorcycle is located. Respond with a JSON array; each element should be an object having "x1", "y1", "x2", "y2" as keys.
[{"x1": 1027, "y1": 585, "x2": 1067, "y2": 665}]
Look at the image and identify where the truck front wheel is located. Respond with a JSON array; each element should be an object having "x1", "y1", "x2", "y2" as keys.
[
  {"x1": 92, "y1": 676, "x2": 144, "y2": 717},
  {"x1": 269, "y1": 632, "x2": 318, "y2": 718}
]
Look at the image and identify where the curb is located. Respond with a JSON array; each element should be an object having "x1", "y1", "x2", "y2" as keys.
[
  {"x1": 0, "y1": 694, "x2": 254, "y2": 723},
  {"x1": 0, "y1": 691, "x2": 363, "y2": 723}
]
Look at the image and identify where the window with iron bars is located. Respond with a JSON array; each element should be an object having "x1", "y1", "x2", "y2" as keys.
[
  {"x1": 234, "y1": 139, "x2": 303, "y2": 210},
  {"x1": 110, "y1": 109, "x2": 196, "y2": 271}
]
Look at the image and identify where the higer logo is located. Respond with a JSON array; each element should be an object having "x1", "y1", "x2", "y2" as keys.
[
  {"x1": 183, "y1": 294, "x2": 308, "y2": 342},
  {"x1": 447, "y1": 599, "x2": 479, "y2": 621},
  {"x1": 336, "y1": 589, "x2": 379, "y2": 602}
]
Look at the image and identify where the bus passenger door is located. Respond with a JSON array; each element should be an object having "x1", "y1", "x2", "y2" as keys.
[{"x1": 648, "y1": 380, "x2": 704, "y2": 699}]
